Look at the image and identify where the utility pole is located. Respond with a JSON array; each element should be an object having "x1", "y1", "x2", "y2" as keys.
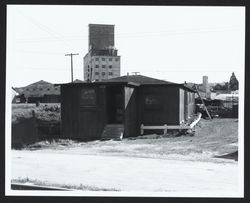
[{"x1": 65, "y1": 53, "x2": 79, "y2": 82}]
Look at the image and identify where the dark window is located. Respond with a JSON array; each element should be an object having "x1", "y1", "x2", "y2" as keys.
[
  {"x1": 115, "y1": 58, "x2": 119, "y2": 62},
  {"x1": 108, "y1": 72, "x2": 113, "y2": 76},
  {"x1": 33, "y1": 88, "x2": 35, "y2": 91},
  {"x1": 109, "y1": 65, "x2": 112, "y2": 69},
  {"x1": 102, "y1": 65, "x2": 106, "y2": 69},
  {"x1": 47, "y1": 88, "x2": 50, "y2": 91},
  {"x1": 102, "y1": 58, "x2": 105, "y2": 61},
  {"x1": 80, "y1": 88, "x2": 96, "y2": 106},
  {"x1": 40, "y1": 88, "x2": 43, "y2": 91},
  {"x1": 96, "y1": 79, "x2": 99, "y2": 81},
  {"x1": 95, "y1": 65, "x2": 99, "y2": 68},
  {"x1": 102, "y1": 72, "x2": 105, "y2": 75},
  {"x1": 95, "y1": 72, "x2": 99, "y2": 75},
  {"x1": 109, "y1": 58, "x2": 112, "y2": 61},
  {"x1": 95, "y1": 58, "x2": 99, "y2": 61},
  {"x1": 26, "y1": 88, "x2": 29, "y2": 91}
]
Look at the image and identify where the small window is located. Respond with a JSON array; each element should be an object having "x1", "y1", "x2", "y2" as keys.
[
  {"x1": 33, "y1": 88, "x2": 35, "y2": 91},
  {"x1": 108, "y1": 72, "x2": 113, "y2": 76},
  {"x1": 102, "y1": 72, "x2": 105, "y2": 75},
  {"x1": 26, "y1": 88, "x2": 29, "y2": 91},
  {"x1": 109, "y1": 65, "x2": 112, "y2": 69},
  {"x1": 109, "y1": 58, "x2": 112, "y2": 61},
  {"x1": 115, "y1": 58, "x2": 119, "y2": 62},
  {"x1": 95, "y1": 79, "x2": 99, "y2": 81},
  {"x1": 95, "y1": 72, "x2": 99, "y2": 75},
  {"x1": 95, "y1": 65, "x2": 99, "y2": 68},
  {"x1": 102, "y1": 65, "x2": 106, "y2": 69},
  {"x1": 40, "y1": 88, "x2": 43, "y2": 91},
  {"x1": 47, "y1": 88, "x2": 50, "y2": 91},
  {"x1": 102, "y1": 58, "x2": 105, "y2": 61},
  {"x1": 95, "y1": 58, "x2": 99, "y2": 61}
]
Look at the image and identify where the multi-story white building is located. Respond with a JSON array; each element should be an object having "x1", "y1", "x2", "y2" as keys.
[{"x1": 84, "y1": 24, "x2": 121, "y2": 81}]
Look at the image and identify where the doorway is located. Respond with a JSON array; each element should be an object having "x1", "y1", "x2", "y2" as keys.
[{"x1": 106, "y1": 86, "x2": 124, "y2": 124}]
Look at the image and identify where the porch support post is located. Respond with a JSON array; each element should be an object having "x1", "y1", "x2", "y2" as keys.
[
  {"x1": 140, "y1": 124, "x2": 144, "y2": 135},
  {"x1": 163, "y1": 124, "x2": 168, "y2": 135}
]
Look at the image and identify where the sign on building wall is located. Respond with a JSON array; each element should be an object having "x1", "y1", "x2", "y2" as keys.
[
  {"x1": 80, "y1": 88, "x2": 96, "y2": 106},
  {"x1": 144, "y1": 94, "x2": 162, "y2": 109}
]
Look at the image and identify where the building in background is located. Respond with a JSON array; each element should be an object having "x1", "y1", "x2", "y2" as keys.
[
  {"x1": 202, "y1": 76, "x2": 210, "y2": 97},
  {"x1": 14, "y1": 80, "x2": 61, "y2": 103},
  {"x1": 84, "y1": 24, "x2": 121, "y2": 82},
  {"x1": 187, "y1": 75, "x2": 212, "y2": 99}
]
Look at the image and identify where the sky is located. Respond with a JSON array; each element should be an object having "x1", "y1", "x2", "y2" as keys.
[{"x1": 6, "y1": 5, "x2": 245, "y2": 87}]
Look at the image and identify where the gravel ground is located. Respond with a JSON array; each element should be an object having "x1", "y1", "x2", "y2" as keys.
[{"x1": 11, "y1": 150, "x2": 240, "y2": 196}]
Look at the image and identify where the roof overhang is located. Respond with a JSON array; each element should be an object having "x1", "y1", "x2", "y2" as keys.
[{"x1": 57, "y1": 81, "x2": 196, "y2": 92}]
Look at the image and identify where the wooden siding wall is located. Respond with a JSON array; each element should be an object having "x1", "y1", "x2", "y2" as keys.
[
  {"x1": 61, "y1": 85, "x2": 106, "y2": 141},
  {"x1": 124, "y1": 87, "x2": 139, "y2": 137},
  {"x1": 139, "y1": 86, "x2": 180, "y2": 127},
  {"x1": 61, "y1": 84, "x2": 196, "y2": 140}
]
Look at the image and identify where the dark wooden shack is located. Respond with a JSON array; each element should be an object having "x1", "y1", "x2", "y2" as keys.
[{"x1": 60, "y1": 75, "x2": 196, "y2": 141}]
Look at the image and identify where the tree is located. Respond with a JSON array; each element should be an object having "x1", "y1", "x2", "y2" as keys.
[
  {"x1": 213, "y1": 83, "x2": 223, "y2": 90},
  {"x1": 229, "y1": 72, "x2": 239, "y2": 91}
]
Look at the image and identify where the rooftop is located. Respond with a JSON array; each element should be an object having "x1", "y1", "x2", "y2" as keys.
[
  {"x1": 89, "y1": 24, "x2": 115, "y2": 27},
  {"x1": 101, "y1": 75, "x2": 176, "y2": 85}
]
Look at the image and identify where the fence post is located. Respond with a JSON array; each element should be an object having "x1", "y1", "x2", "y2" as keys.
[
  {"x1": 140, "y1": 124, "x2": 144, "y2": 135},
  {"x1": 163, "y1": 124, "x2": 167, "y2": 135}
]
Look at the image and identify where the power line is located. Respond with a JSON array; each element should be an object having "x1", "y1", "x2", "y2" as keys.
[
  {"x1": 16, "y1": 9, "x2": 73, "y2": 49},
  {"x1": 65, "y1": 53, "x2": 79, "y2": 82},
  {"x1": 16, "y1": 26, "x2": 240, "y2": 43}
]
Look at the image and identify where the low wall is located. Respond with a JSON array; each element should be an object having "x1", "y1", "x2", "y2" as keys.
[{"x1": 37, "y1": 121, "x2": 61, "y2": 140}]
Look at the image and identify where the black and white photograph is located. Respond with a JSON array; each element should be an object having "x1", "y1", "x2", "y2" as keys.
[{"x1": 5, "y1": 4, "x2": 245, "y2": 197}]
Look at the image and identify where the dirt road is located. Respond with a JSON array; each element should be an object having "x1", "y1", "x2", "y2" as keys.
[{"x1": 11, "y1": 149, "x2": 239, "y2": 196}]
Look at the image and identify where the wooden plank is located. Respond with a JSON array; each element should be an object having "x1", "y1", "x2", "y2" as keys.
[
  {"x1": 141, "y1": 125, "x2": 190, "y2": 130},
  {"x1": 189, "y1": 112, "x2": 202, "y2": 129}
]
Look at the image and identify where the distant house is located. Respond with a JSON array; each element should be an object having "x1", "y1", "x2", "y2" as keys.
[
  {"x1": 214, "y1": 93, "x2": 238, "y2": 109},
  {"x1": 14, "y1": 80, "x2": 61, "y2": 103},
  {"x1": 60, "y1": 75, "x2": 196, "y2": 141}
]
